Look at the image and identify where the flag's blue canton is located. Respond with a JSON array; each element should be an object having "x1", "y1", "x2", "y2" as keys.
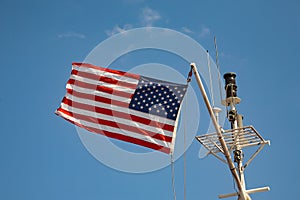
[{"x1": 129, "y1": 76, "x2": 188, "y2": 120}]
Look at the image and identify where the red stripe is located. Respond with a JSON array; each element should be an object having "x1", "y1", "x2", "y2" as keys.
[
  {"x1": 57, "y1": 107, "x2": 172, "y2": 142},
  {"x1": 55, "y1": 109, "x2": 170, "y2": 154},
  {"x1": 67, "y1": 89, "x2": 129, "y2": 108},
  {"x1": 71, "y1": 69, "x2": 137, "y2": 89},
  {"x1": 61, "y1": 97, "x2": 175, "y2": 132},
  {"x1": 72, "y1": 62, "x2": 140, "y2": 80},
  {"x1": 67, "y1": 79, "x2": 133, "y2": 99}
]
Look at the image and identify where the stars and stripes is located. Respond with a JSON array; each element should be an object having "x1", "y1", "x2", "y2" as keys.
[{"x1": 55, "y1": 63, "x2": 188, "y2": 154}]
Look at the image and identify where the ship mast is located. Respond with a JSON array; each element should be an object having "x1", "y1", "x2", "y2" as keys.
[
  {"x1": 191, "y1": 63, "x2": 270, "y2": 200},
  {"x1": 222, "y1": 72, "x2": 249, "y2": 199}
]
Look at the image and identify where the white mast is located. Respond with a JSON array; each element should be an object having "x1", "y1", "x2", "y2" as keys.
[{"x1": 191, "y1": 63, "x2": 270, "y2": 200}]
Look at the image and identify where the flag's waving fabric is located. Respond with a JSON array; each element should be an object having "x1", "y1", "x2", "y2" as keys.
[{"x1": 56, "y1": 63, "x2": 188, "y2": 154}]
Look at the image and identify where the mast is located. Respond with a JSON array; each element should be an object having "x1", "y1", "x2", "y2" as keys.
[
  {"x1": 192, "y1": 63, "x2": 270, "y2": 200},
  {"x1": 222, "y1": 72, "x2": 249, "y2": 199}
]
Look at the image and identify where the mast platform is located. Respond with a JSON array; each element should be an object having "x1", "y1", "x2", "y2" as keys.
[{"x1": 196, "y1": 126, "x2": 270, "y2": 166}]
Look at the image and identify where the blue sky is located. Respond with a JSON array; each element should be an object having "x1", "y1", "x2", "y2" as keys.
[{"x1": 1, "y1": 0, "x2": 300, "y2": 199}]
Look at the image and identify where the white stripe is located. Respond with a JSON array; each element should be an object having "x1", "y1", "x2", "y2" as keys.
[
  {"x1": 66, "y1": 84, "x2": 131, "y2": 103},
  {"x1": 65, "y1": 92, "x2": 175, "y2": 126},
  {"x1": 72, "y1": 65, "x2": 139, "y2": 84},
  {"x1": 70, "y1": 74, "x2": 136, "y2": 94},
  {"x1": 60, "y1": 102, "x2": 174, "y2": 137},
  {"x1": 56, "y1": 110, "x2": 170, "y2": 148}
]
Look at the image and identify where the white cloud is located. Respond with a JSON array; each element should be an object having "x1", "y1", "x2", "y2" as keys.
[
  {"x1": 105, "y1": 24, "x2": 133, "y2": 36},
  {"x1": 181, "y1": 27, "x2": 194, "y2": 34},
  {"x1": 140, "y1": 7, "x2": 161, "y2": 26},
  {"x1": 199, "y1": 26, "x2": 210, "y2": 38},
  {"x1": 58, "y1": 31, "x2": 86, "y2": 39}
]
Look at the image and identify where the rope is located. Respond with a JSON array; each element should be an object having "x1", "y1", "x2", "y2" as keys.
[
  {"x1": 183, "y1": 68, "x2": 192, "y2": 200},
  {"x1": 171, "y1": 154, "x2": 176, "y2": 200},
  {"x1": 170, "y1": 68, "x2": 192, "y2": 200},
  {"x1": 183, "y1": 89, "x2": 187, "y2": 200}
]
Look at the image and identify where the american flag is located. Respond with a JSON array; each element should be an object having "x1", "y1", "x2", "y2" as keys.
[{"x1": 56, "y1": 63, "x2": 188, "y2": 154}]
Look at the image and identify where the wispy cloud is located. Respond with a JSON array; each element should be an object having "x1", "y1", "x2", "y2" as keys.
[
  {"x1": 57, "y1": 31, "x2": 86, "y2": 39},
  {"x1": 140, "y1": 7, "x2": 161, "y2": 26},
  {"x1": 199, "y1": 25, "x2": 210, "y2": 38},
  {"x1": 181, "y1": 27, "x2": 194, "y2": 34},
  {"x1": 105, "y1": 24, "x2": 133, "y2": 36}
]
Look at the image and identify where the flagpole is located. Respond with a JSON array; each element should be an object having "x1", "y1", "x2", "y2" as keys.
[{"x1": 190, "y1": 63, "x2": 249, "y2": 200}]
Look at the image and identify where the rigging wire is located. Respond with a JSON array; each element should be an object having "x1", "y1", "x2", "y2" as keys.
[{"x1": 207, "y1": 50, "x2": 215, "y2": 107}]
